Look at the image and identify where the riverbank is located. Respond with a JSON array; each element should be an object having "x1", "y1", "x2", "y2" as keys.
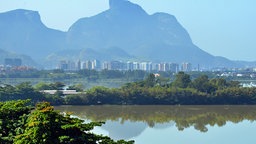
[{"x1": 1, "y1": 72, "x2": 256, "y2": 105}]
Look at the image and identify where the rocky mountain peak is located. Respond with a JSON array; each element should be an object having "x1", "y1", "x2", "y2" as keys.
[
  {"x1": 0, "y1": 9, "x2": 41, "y2": 23},
  {"x1": 0, "y1": 2, "x2": 244, "y2": 68},
  {"x1": 109, "y1": 0, "x2": 129, "y2": 9},
  {"x1": 109, "y1": 0, "x2": 147, "y2": 16}
]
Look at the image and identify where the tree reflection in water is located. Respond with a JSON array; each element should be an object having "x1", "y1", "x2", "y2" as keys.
[{"x1": 55, "y1": 105, "x2": 256, "y2": 133}]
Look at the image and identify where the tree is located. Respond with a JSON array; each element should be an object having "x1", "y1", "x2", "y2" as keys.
[
  {"x1": 190, "y1": 75, "x2": 216, "y2": 94},
  {"x1": 172, "y1": 72, "x2": 191, "y2": 88},
  {"x1": 34, "y1": 82, "x2": 53, "y2": 91},
  {"x1": 15, "y1": 82, "x2": 44, "y2": 104},
  {"x1": 155, "y1": 76, "x2": 170, "y2": 86},
  {"x1": 228, "y1": 81, "x2": 241, "y2": 88},
  {"x1": 210, "y1": 78, "x2": 228, "y2": 90},
  {"x1": 50, "y1": 82, "x2": 66, "y2": 90},
  {"x1": 0, "y1": 100, "x2": 32, "y2": 143},
  {"x1": 0, "y1": 100, "x2": 134, "y2": 144},
  {"x1": 67, "y1": 83, "x2": 84, "y2": 92},
  {"x1": 144, "y1": 73, "x2": 156, "y2": 87}
]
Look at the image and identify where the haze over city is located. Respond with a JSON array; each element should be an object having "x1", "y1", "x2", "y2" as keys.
[{"x1": 0, "y1": 0, "x2": 255, "y2": 61}]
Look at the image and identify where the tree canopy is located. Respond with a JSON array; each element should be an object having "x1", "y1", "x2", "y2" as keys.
[
  {"x1": 172, "y1": 72, "x2": 191, "y2": 88},
  {"x1": 0, "y1": 73, "x2": 256, "y2": 105},
  {"x1": 0, "y1": 100, "x2": 134, "y2": 144}
]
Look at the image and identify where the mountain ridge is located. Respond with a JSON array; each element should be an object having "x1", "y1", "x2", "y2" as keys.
[
  {"x1": 0, "y1": 9, "x2": 66, "y2": 61},
  {"x1": 0, "y1": 48, "x2": 39, "y2": 67},
  {"x1": 0, "y1": 0, "x2": 254, "y2": 69},
  {"x1": 66, "y1": 0, "x2": 226, "y2": 68}
]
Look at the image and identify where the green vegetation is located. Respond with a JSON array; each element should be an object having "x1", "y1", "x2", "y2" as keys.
[
  {"x1": 0, "y1": 82, "x2": 44, "y2": 104},
  {"x1": 0, "y1": 100, "x2": 134, "y2": 144},
  {"x1": 0, "y1": 72, "x2": 256, "y2": 105},
  {"x1": 62, "y1": 72, "x2": 255, "y2": 105},
  {"x1": 1, "y1": 69, "x2": 256, "y2": 89},
  {"x1": 0, "y1": 69, "x2": 148, "y2": 89}
]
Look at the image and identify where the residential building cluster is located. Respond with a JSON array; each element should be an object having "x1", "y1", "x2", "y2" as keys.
[
  {"x1": 4, "y1": 58, "x2": 22, "y2": 67},
  {"x1": 0, "y1": 58, "x2": 34, "y2": 74},
  {"x1": 58, "y1": 60, "x2": 193, "y2": 72}
]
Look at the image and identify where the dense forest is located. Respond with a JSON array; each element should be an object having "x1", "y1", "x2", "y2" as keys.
[
  {"x1": 0, "y1": 72, "x2": 256, "y2": 105},
  {"x1": 67, "y1": 72, "x2": 255, "y2": 105},
  {"x1": 0, "y1": 100, "x2": 133, "y2": 144}
]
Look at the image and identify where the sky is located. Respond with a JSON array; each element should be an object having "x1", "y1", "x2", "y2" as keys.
[{"x1": 0, "y1": 0, "x2": 256, "y2": 61}]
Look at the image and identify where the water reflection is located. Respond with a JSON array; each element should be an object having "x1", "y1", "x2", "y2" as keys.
[
  {"x1": 55, "y1": 105, "x2": 256, "y2": 133},
  {"x1": 56, "y1": 105, "x2": 256, "y2": 143},
  {"x1": 101, "y1": 120, "x2": 147, "y2": 140}
]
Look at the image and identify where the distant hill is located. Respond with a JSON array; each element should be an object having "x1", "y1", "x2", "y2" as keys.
[
  {"x1": 44, "y1": 47, "x2": 135, "y2": 68},
  {"x1": 0, "y1": 48, "x2": 38, "y2": 67},
  {"x1": 0, "y1": 9, "x2": 65, "y2": 62},
  {"x1": 0, "y1": 0, "x2": 253, "y2": 68}
]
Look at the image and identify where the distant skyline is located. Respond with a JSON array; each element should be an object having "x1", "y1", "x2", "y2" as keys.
[{"x1": 0, "y1": 0, "x2": 255, "y2": 61}]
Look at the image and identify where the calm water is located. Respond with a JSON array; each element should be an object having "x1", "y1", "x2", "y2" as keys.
[{"x1": 55, "y1": 105, "x2": 256, "y2": 144}]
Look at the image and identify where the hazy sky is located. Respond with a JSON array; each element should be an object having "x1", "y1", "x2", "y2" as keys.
[{"x1": 0, "y1": 0, "x2": 255, "y2": 61}]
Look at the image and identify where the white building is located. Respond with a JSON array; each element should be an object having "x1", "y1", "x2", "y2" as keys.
[{"x1": 181, "y1": 62, "x2": 192, "y2": 72}]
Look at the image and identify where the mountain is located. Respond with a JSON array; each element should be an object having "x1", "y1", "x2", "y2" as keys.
[
  {"x1": 66, "y1": 0, "x2": 238, "y2": 68},
  {"x1": 0, "y1": 48, "x2": 38, "y2": 67},
  {"x1": 0, "y1": 9, "x2": 65, "y2": 61},
  {"x1": 0, "y1": 1, "x2": 252, "y2": 68},
  {"x1": 44, "y1": 47, "x2": 134, "y2": 68}
]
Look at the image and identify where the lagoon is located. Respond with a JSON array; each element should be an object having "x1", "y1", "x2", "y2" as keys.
[{"x1": 55, "y1": 105, "x2": 256, "y2": 144}]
